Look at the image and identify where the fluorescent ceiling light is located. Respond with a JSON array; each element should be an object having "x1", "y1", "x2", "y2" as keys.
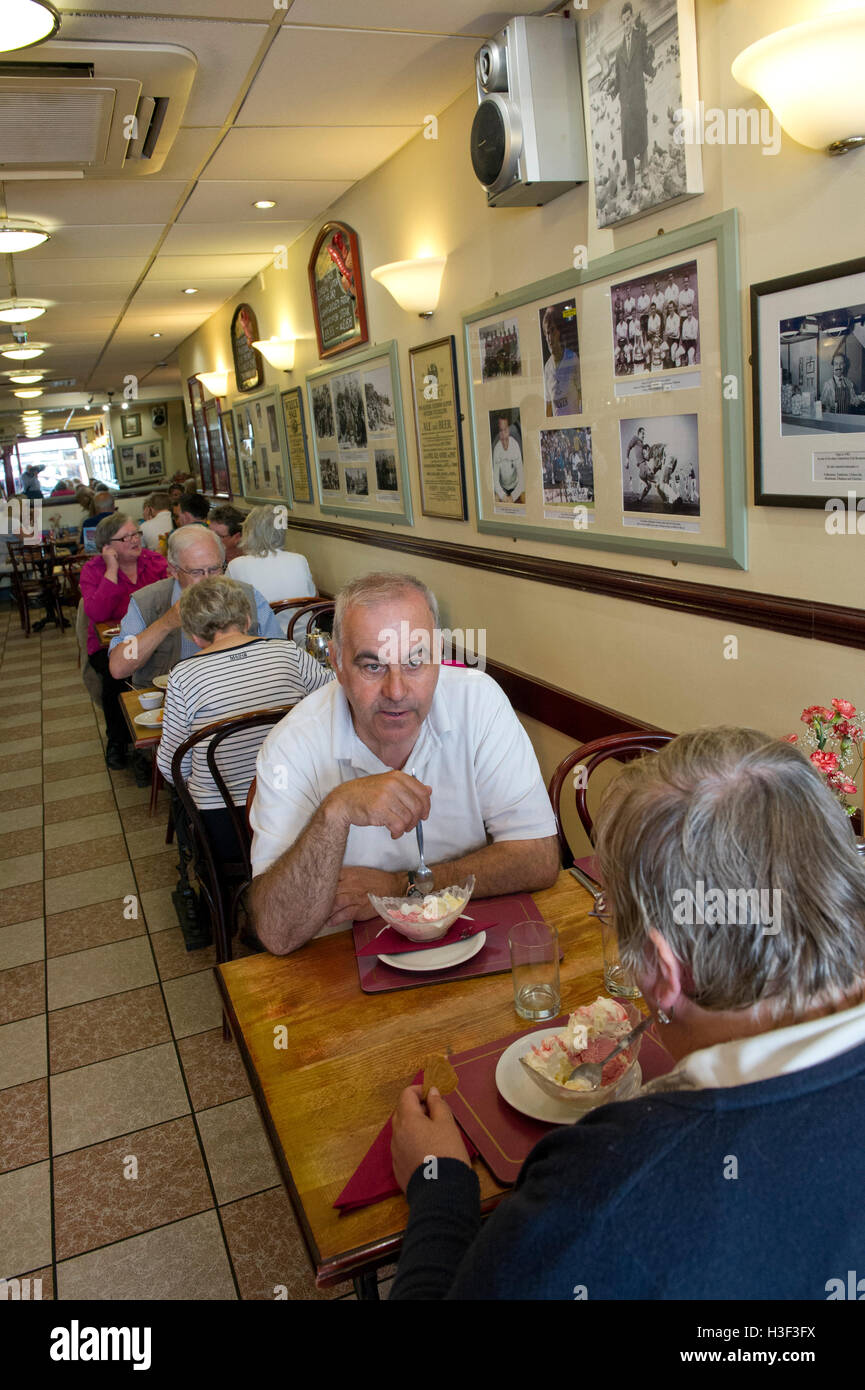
[{"x1": 253, "y1": 200, "x2": 276, "y2": 209}]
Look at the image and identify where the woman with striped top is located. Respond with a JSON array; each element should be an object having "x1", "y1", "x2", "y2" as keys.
[{"x1": 157, "y1": 576, "x2": 333, "y2": 861}]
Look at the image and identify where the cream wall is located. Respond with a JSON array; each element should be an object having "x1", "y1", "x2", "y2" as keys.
[
  {"x1": 108, "y1": 399, "x2": 187, "y2": 478},
  {"x1": 178, "y1": 0, "x2": 865, "y2": 764}
]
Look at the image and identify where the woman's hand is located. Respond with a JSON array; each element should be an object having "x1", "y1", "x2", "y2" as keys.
[
  {"x1": 102, "y1": 544, "x2": 119, "y2": 581},
  {"x1": 391, "y1": 1085, "x2": 471, "y2": 1193}
]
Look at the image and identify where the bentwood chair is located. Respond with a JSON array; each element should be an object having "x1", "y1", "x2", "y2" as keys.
[
  {"x1": 285, "y1": 599, "x2": 334, "y2": 642},
  {"x1": 548, "y1": 731, "x2": 673, "y2": 869},
  {"x1": 7, "y1": 541, "x2": 66, "y2": 636},
  {"x1": 268, "y1": 595, "x2": 321, "y2": 619}
]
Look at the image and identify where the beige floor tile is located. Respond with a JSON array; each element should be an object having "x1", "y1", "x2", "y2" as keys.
[
  {"x1": 197, "y1": 1096, "x2": 279, "y2": 1205},
  {"x1": 0, "y1": 1014, "x2": 47, "y2": 1090},
  {"x1": 0, "y1": 918, "x2": 44, "y2": 971},
  {"x1": 47, "y1": 936, "x2": 157, "y2": 1011},
  {"x1": 41, "y1": 693, "x2": 93, "y2": 711},
  {"x1": 0, "y1": 699, "x2": 42, "y2": 718},
  {"x1": 0, "y1": 851, "x2": 43, "y2": 890},
  {"x1": 0, "y1": 803, "x2": 43, "y2": 836},
  {"x1": 42, "y1": 739, "x2": 103, "y2": 765},
  {"x1": 1, "y1": 716, "x2": 43, "y2": 735},
  {"x1": 177, "y1": 1028, "x2": 251, "y2": 1112},
  {"x1": 43, "y1": 718, "x2": 99, "y2": 747},
  {"x1": 44, "y1": 860, "x2": 136, "y2": 916},
  {"x1": 44, "y1": 810, "x2": 121, "y2": 850},
  {"x1": 50, "y1": 1042, "x2": 189, "y2": 1154},
  {"x1": 45, "y1": 836, "x2": 128, "y2": 879},
  {"x1": 0, "y1": 764, "x2": 42, "y2": 791},
  {"x1": 151, "y1": 928, "x2": 216, "y2": 981},
  {"x1": 162, "y1": 970, "x2": 223, "y2": 1039},
  {"x1": 42, "y1": 709, "x2": 99, "y2": 733},
  {"x1": 0, "y1": 749, "x2": 42, "y2": 776},
  {"x1": 43, "y1": 790, "x2": 115, "y2": 824},
  {"x1": 0, "y1": 735, "x2": 43, "y2": 756},
  {"x1": 0, "y1": 1162, "x2": 52, "y2": 1277},
  {"x1": 140, "y1": 886, "x2": 180, "y2": 934},
  {"x1": 113, "y1": 783, "x2": 152, "y2": 809},
  {"x1": 56, "y1": 1210, "x2": 237, "y2": 1301},
  {"x1": 125, "y1": 826, "x2": 177, "y2": 860},
  {"x1": 42, "y1": 770, "x2": 111, "y2": 803},
  {"x1": 120, "y1": 803, "x2": 168, "y2": 834},
  {"x1": 46, "y1": 900, "x2": 145, "y2": 958},
  {"x1": 0, "y1": 882, "x2": 44, "y2": 929},
  {"x1": 0, "y1": 785, "x2": 43, "y2": 812}
]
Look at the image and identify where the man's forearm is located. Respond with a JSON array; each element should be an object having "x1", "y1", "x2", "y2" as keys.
[
  {"x1": 250, "y1": 797, "x2": 351, "y2": 955},
  {"x1": 109, "y1": 613, "x2": 174, "y2": 679},
  {"x1": 423, "y1": 835, "x2": 560, "y2": 900}
]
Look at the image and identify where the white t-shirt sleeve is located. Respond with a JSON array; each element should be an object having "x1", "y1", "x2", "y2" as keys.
[
  {"x1": 471, "y1": 679, "x2": 557, "y2": 841},
  {"x1": 250, "y1": 720, "x2": 323, "y2": 877}
]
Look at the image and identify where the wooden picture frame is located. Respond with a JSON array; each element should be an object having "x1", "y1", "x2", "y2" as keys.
[
  {"x1": 308, "y1": 221, "x2": 369, "y2": 359},
  {"x1": 751, "y1": 255, "x2": 865, "y2": 507},
  {"x1": 463, "y1": 209, "x2": 746, "y2": 569},
  {"x1": 305, "y1": 339, "x2": 412, "y2": 525},
  {"x1": 230, "y1": 303, "x2": 265, "y2": 393},
  {"x1": 120, "y1": 412, "x2": 141, "y2": 439},
  {"x1": 231, "y1": 387, "x2": 289, "y2": 504},
  {"x1": 280, "y1": 387, "x2": 314, "y2": 504},
  {"x1": 408, "y1": 335, "x2": 468, "y2": 521},
  {"x1": 186, "y1": 376, "x2": 214, "y2": 493}
]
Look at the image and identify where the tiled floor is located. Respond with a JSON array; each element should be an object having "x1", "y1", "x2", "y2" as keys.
[{"x1": 0, "y1": 598, "x2": 388, "y2": 1302}]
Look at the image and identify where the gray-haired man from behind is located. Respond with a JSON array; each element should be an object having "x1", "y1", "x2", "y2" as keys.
[{"x1": 108, "y1": 524, "x2": 283, "y2": 687}]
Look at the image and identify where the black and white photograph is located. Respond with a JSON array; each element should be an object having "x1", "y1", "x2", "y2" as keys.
[
  {"x1": 319, "y1": 456, "x2": 339, "y2": 492},
  {"x1": 311, "y1": 383, "x2": 335, "y2": 440},
  {"x1": 148, "y1": 443, "x2": 163, "y2": 461},
  {"x1": 345, "y1": 466, "x2": 369, "y2": 496},
  {"x1": 541, "y1": 427, "x2": 595, "y2": 505},
  {"x1": 488, "y1": 407, "x2": 525, "y2": 505},
  {"x1": 620, "y1": 413, "x2": 700, "y2": 515},
  {"x1": 479, "y1": 317, "x2": 522, "y2": 381},
  {"x1": 148, "y1": 458, "x2": 163, "y2": 476},
  {"x1": 539, "y1": 300, "x2": 582, "y2": 416},
  {"x1": 266, "y1": 402, "x2": 281, "y2": 453},
  {"x1": 374, "y1": 449, "x2": 399, "y2": 492},
  {"x1": 779, "y1": 303, "x2": 865, "y2": 435},
  {"x1": 260, "y1": 446, "x2": 271, "y2": 483},
  {"x1": 610, "y1": 258, "x2": 700, "y2": 377},
  {"x1": 585, "y1": 0, "x2": 702, "y2": 229},
  {"x1": 332, "y1": 371, "x2": 368, "y2": 451},
  {"x1": 364, "y1": 364, "x2": 396, "y2": 434}
]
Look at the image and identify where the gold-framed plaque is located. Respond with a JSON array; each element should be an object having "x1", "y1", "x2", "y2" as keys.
[
  {"x1": 281, "y1": 386, "x2": 313, "y2": 504},
  {"x1": 409, "y1": 336, "x2": 468, "y2": 521}
]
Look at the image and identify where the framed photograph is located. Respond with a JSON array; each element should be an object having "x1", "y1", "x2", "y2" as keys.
[
  {"x1": 187, "y1": 376, "x2": 213, "y2": 493},
  {"x1": 231, "y1": 387, "x2": 288, "y2": 504},
  {"x1": 120, "y1": 413, "x2": 141, "y2": 439},
  {"x1": 280, "y1": 387, "x2": 314, "y2": 504},
  {"x1": 118, "y1": 440, "x2": 162, "y2": 482},
  {"x1": 408, "y1": 336, "x2": 468, "y2": 521},
  {"x1": 220, "y1": 411, "x2": 242, "y2": 498},
  {"x1": 583, "y1": 0, "x2": 703, "y2": 230},
  {"x1": 308, "y1": 221, "x2": 369, "y2": 360},
  {"x1": 230, "y1": 303, "x2": 265, "y2": 392},
  {"x1": 305, "y1": 339, "x2": 412, "y2": 525},
  {"x1": 463, "y1": 209, "x2": 746, "y2": 568},
  {"x1": 752, "y1": 256, "x2": 865, "y2": 507}
]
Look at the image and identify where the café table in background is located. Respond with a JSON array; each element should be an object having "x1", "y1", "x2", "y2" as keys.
[{"x1": 216, "y1": 870, "x2": 614, "y2": 1295}]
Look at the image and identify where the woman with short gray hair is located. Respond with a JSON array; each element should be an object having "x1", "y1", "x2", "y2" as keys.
[
  {"x1": 157, "y1": 575, "x2": 332, "y2": 864},
  {"x1": 227, "y1": 504, "x2": 316, "y2": 636}
]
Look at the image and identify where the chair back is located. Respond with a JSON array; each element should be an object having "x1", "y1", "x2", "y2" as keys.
[
  {"x1": 548, "y1": 731, "x2": 673, "y2": 866},
  {"x1": 203, "y1": 706, "x2": 297, "y2": 878},
  {"x1": 286, "y1": 599, "x2": 334, "y2": 642},
  {"x1": 269, "y1": 595, "x2": 319, "y2": 617}
]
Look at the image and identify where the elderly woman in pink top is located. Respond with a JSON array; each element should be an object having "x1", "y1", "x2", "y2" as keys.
[{"x1": 79, "y1": 512, "x2": 168, "y2": 776}]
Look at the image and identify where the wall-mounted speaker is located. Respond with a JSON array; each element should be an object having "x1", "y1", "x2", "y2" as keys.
[
  {"x1": 151, "y1": 403, "x2": 167, "y2": 429},
  {"x1": 471, "y1": 15, "x2": 588, "y2": 208}
]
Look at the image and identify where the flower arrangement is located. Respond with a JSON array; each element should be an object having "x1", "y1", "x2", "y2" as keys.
[{"x1": 787, "y1": 698, "x2": 863, "y2": 818}]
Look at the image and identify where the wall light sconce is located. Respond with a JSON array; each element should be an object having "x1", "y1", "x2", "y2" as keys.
[
  {"x1": 196, "y1": 370, "x2": 230, "y2": 397},
  {"x1": 252, "y1": 337, "x2": 296, "y2": 371},
  {"x1": 370, "y1": 256, "x2": 447, "y2": 317},
  {"x1": 732, "y1": 6, "x2": 865, "y2": 154}
]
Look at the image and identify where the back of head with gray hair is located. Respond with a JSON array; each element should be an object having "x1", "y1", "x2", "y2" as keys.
[
  {"x1": 594, "y1": 726, "x2": 865, "y2": 1020},
  {"x1": 94, "y1": 512, "x2": 131, "y2": 550},
  {"x1": 240, "y1": 504, "x2": 285, "y2": 557},
  {"x1": 167, "y1": 523, "x2": 224, "y2": 567},
  {"x1": 332, "y1": 572, "x2": 439, "y2": 655},
  {"x1": 178, "y1": 576, "x2": 253, "y2": 644}
]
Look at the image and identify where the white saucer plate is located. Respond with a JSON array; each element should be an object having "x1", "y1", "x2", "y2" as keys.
[
  {"x1": 134, "y1": 709, "x2": 164, "y2": 727},
  {"x1": 378, "y1": 931, "x2": 486, "y2": 973},
  {"x1": 495, "y1": 1028, "x2": 642, "y2": 1124}
]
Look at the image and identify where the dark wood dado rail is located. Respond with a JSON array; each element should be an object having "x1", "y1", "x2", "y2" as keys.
[
  {"x1": 484, "y1": 658, "x2": 664, "y2": 744},
  {"x1": 284, "y1": 515, "x2": 865, "y2": 652}
]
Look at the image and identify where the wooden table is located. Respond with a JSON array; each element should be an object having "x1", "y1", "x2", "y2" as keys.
[
  {"x1": 120, "y1": 688, "x2": 163, "y2": 750},
  {"x1": 216, "y1": 870, "x2": 608, "y2": 1291},
  {"x1": 96, "y1": 620, "x2": 122, "y2": 648}
]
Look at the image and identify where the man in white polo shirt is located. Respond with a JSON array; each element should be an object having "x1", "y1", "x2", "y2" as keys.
[{"x1": 249, "y1": 573, "x2": 560, "y2": 954}]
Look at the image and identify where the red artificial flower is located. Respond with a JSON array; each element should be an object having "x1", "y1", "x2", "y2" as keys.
[
  {"x1": 842, "y1": 780, "x2": 858, "y2": 795},
  {"x1": 783, "y1": 734, "x2": 798, "y2": 743},
  {"x1": 831, "y1": 698, "x2": 857, "y2": 718},
  {"x1": 811, "y1": 749, "x2": 839, "y2": 773}
]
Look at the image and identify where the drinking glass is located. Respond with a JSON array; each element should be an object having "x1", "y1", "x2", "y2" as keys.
[
  {"x1": 590, "y1": 893, "x2": 641, "y2": 999},
  {"x1": 509, "y1": 919, "x2": 560, "y2": 1020}
]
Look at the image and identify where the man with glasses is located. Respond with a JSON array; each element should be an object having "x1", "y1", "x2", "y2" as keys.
[
  {"x1": 80, "y1": 512, "x2": 169, "y2": 773},
  {"x1": 108, "y1": 524, "x2": 282, "y2": 689}
]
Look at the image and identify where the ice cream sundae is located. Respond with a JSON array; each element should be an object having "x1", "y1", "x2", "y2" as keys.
[
  {"x1": 367, "y1": 876, "x2": 475, "y2": 942},
  {"x1": 523, "y1": 996, "x2": 635, "y2": 1092}
]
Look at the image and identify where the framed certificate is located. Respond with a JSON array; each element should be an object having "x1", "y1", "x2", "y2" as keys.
[
  {"x1": 281, "y1": 386, "x2": 314, "y2": 504},
  {"x1": 409, "y1": 336, "x2": 468, "y2": 521}
]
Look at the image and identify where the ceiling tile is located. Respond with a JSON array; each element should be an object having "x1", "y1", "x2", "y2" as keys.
[
  {"x1": 145, "y1": 256, "x2": 270, "y2": 282},
  {"x1": 237, "y1": 28, "x2": 475, "y2": 126},
  {"x1": 6, "y1": 182, "x2": 188, "y2": 227},
  {"x1": 15, "y1": 259, "x2": 150, "y2": 287},
  {"x1": 204, "y1": 125, "x2": 417, "y2": 181},
  {"x1": 282, "y1": 1, "x2": 549, "y2": 35},
  {"x1": 160, "y1": 222, "x2": 307, "y2": 256},
  {"x1": 179, "y1": 180, "x2": 350, "y2": 222},
  {"x1": 12, "y1": 227, "x2": 164, "y2": 260}
]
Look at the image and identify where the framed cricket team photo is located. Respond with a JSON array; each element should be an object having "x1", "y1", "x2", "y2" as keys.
[
  {"x1": 751, "y1": 255, "x2": 865, "y2": 507},
  {"x1": 583, "y1": 0, "x2": 703, "y2": 230},
  {"x1": 463, "y1": 209, "x2": 746, "y2": 568}
]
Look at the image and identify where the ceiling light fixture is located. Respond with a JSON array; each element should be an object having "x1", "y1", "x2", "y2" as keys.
[
  {"x1": 0, "y1": 299, "x2": 47, "y2": 324},
  {"x1": 196, "y1": 370, "x2": 230, "y2": 397},
  {"x1": 732, "y1": 6, "x2": 865, "y2": 153},
  {"x1": 14, "y1": 388, "x2": 42, "y2": 398},
  {"x1": 2, "y1": 342, "x2": 46, "y2": 360},
  {"x1": 0, "y1": 218, "x2": 50, "y2": 253},
  {"x1": 151, "y1": 332, "x2": 162, "y2": 338},
  {"x1": 252, "y1": 337, "x2": 295, "y2": 371},
  {"x1": 253, "y1": 200, "x2": 276, "y2": 209},
  {"x1": 370, "y1": 256, "x2": 447, "y2": 317},
  {"x1": 0, "y1": 0, "x2": 59, "y2": 55},
  {"x1": 182, "y1": 287, "x2": 198, "y2": 295},
  {"x1": 7, "y1": 372, "x2": 43, "y2": 384}
]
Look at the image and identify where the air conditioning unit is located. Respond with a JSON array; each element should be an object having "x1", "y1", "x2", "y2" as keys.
[
  {"x1": 470, "y1": 15, "x2": 587, "y2": 208},
  {"x1": 0, "y1": 40, "x2": 196, "y2": 177}
]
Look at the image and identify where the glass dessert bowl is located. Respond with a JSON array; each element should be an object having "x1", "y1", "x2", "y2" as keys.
[
  {"x1": 367, "y1": 875, "x2": 476, "y2": 942},
  {"x1": 519, "y1": 996, "x2": 643, "y2": 1111}
]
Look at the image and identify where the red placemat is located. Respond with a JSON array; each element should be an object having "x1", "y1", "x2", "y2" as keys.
[
  {"x1": 354, "y1": 892, "x2": 558, "y2": 993},
  {"x1": 446, "y1": 1020, "x2": 675, "y2": 1185}
]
